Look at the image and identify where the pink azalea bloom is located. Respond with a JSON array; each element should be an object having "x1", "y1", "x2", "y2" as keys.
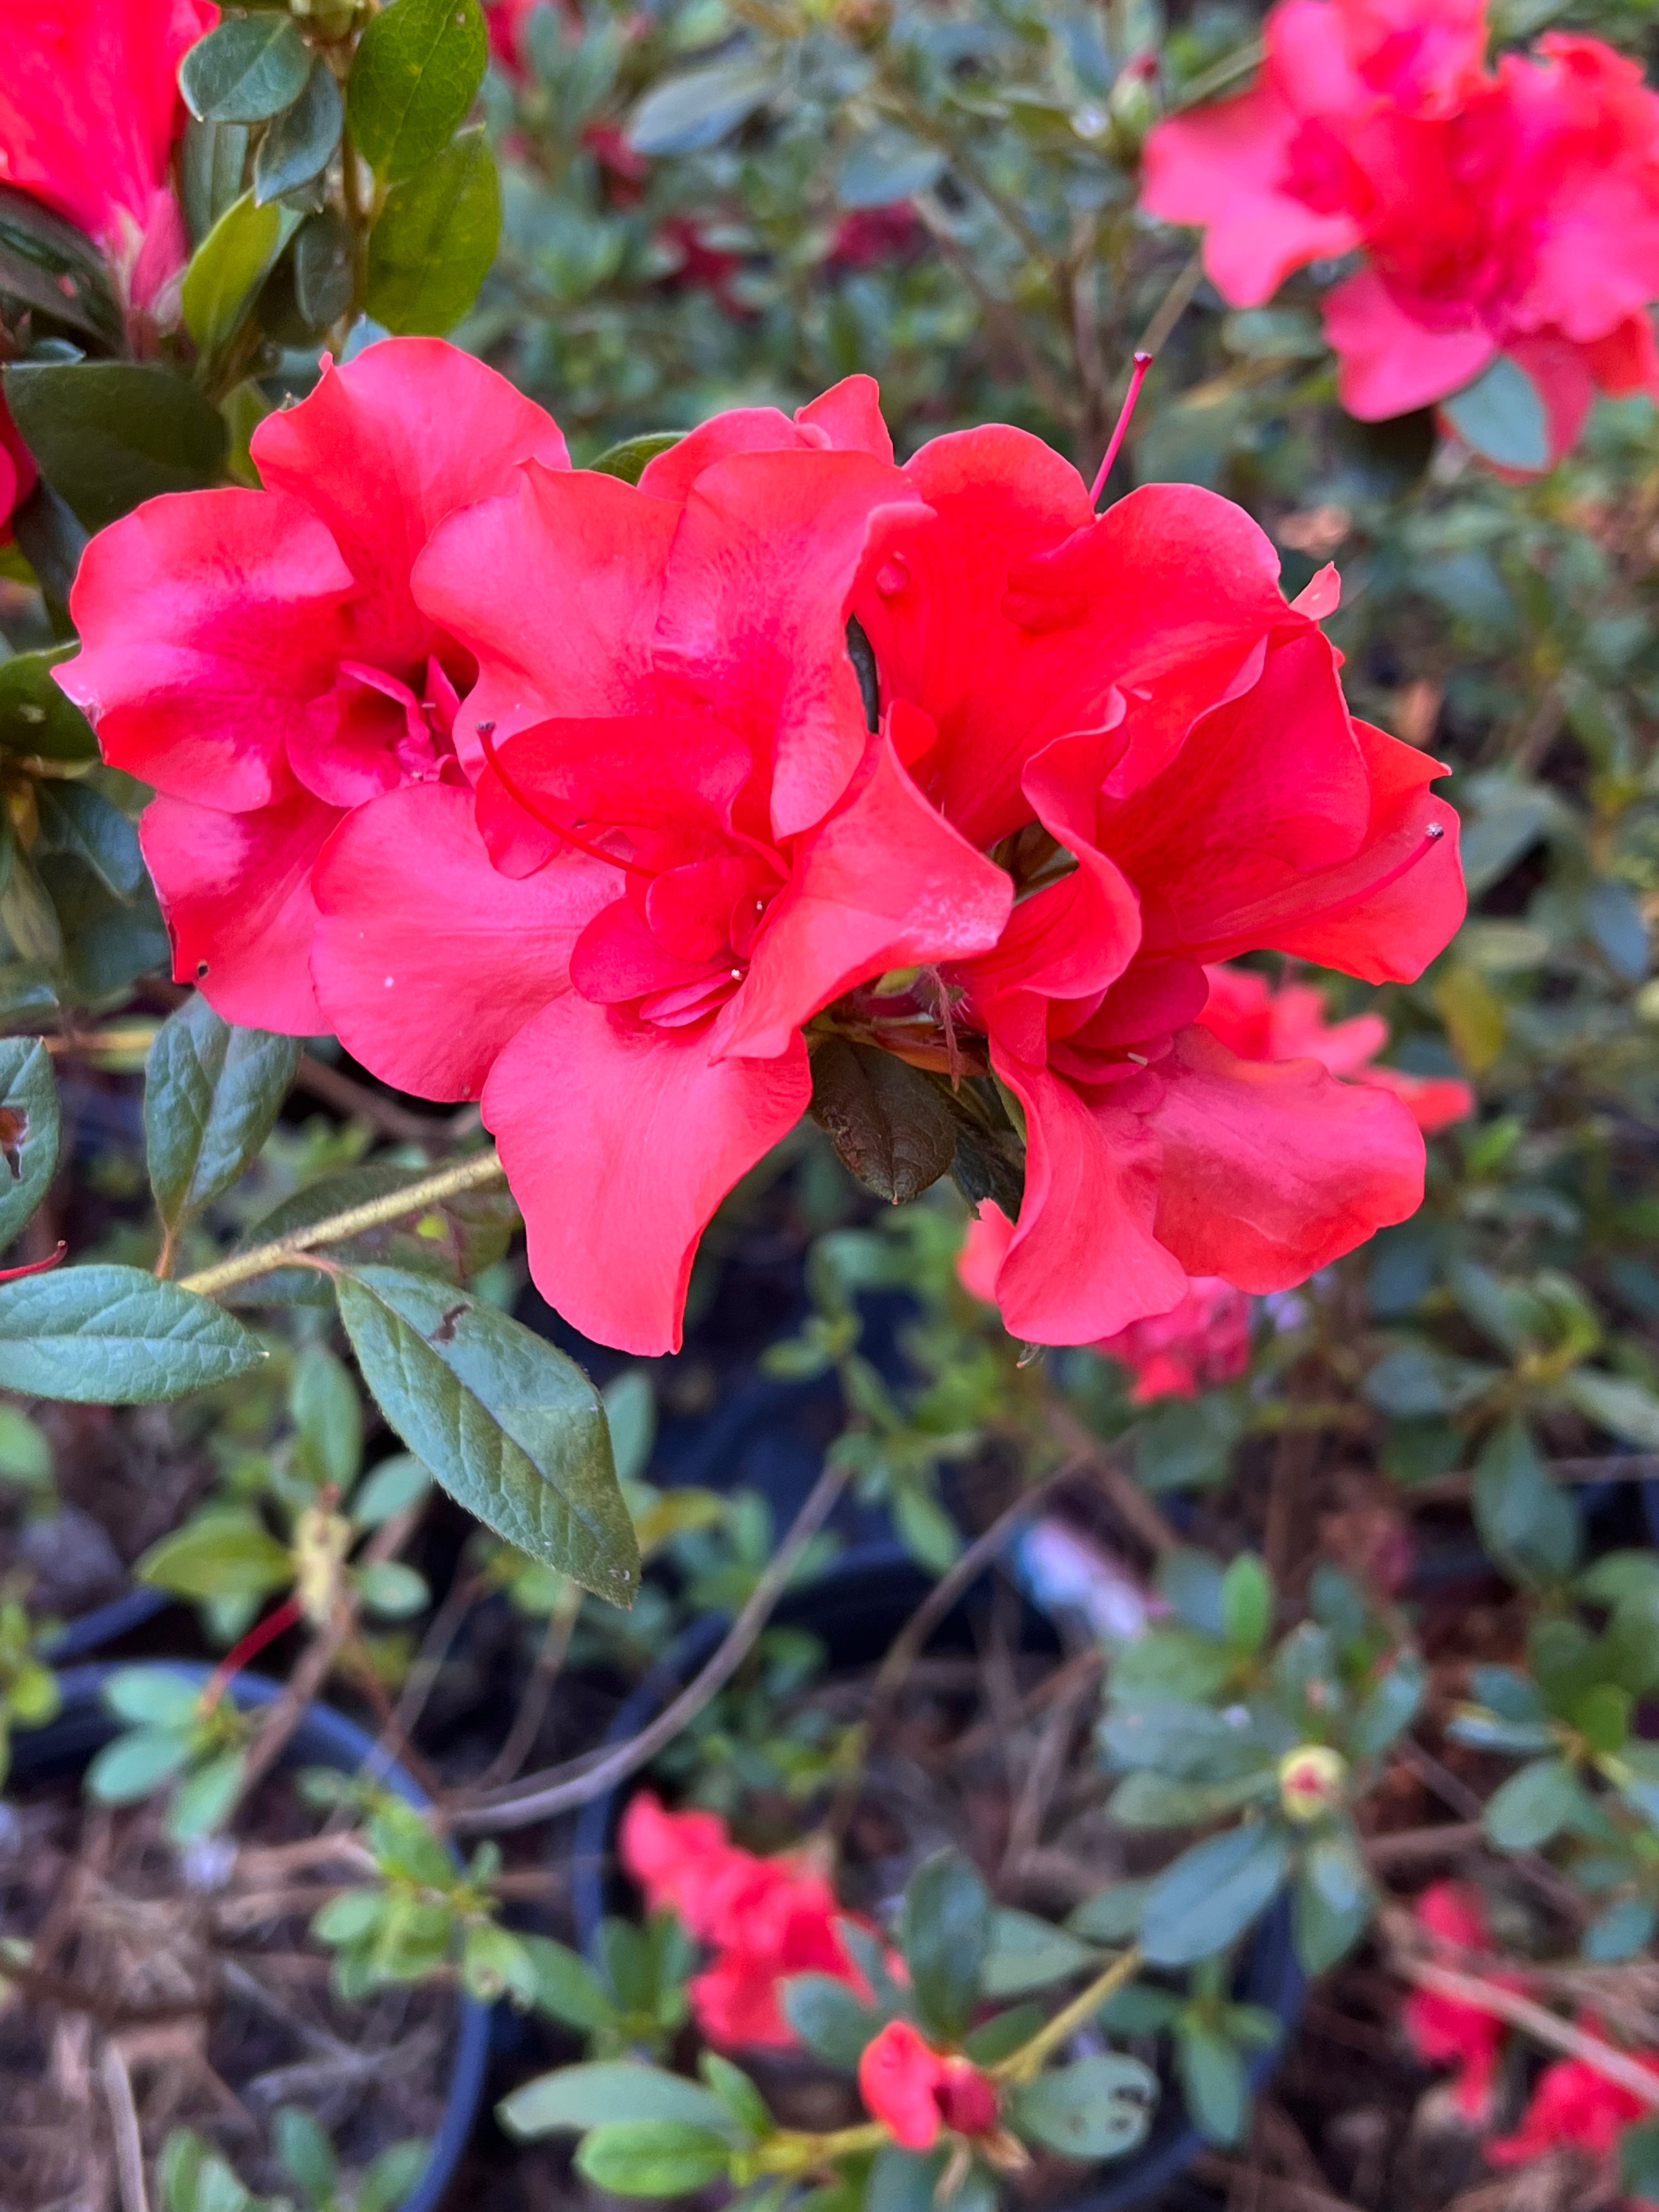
[
  {"x1": 57, "y1": 338, "x2": 571, "y2": 1033},
  {"x1": 1488, "y1": 2017, "x2": 1659, "y2": 2178},
  {"x1": 859, "y1": 2020, "x2": 1000, "y2": 2150},
  {"x1": 0, "y1": 1, "x2": 219, "y2": 314},
  {"x1": 1401, "y1": 1881, "x2": 1511, "y2": 2120},
  {"x1": 1141, "y1": 0, "x2": 1659, "y2": 459}
]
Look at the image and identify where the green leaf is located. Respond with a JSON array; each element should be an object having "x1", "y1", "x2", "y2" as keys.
[
  {"x1": 0, "y1": 1266, "x2": 265, "y2": 1402},
  {"x1": 1443, "y1": 354, "x2": 1551, "y2": 473},
  {"x1": 0, "y1": 1402, "x2": 51, "y2": 1487},
  {"x1": 0, "y1": 183, "x2": 124, "y2": 350},
  {"x1": 575, "y1": 2120, "x2": 732, "y2": 2197},
  {"x1": 103, "y1": 1667, "x2": 202, "y2": 1729},
  {"x1": 1108, "y1": 1769, "x2": 1277, "y2": 1829},
  {"x1": 1349, "y1": 1652, "x2": 1426, "y2": 1760},
  {"x1": 603, "y1": 1368, "x2": 656, "y2": 1487},
  {"x1": 1135, "y1": 1392, "x2": 1247, "y2": 1493},
  {"x1": 0, "y1": 646, "x2": 97, "y2": 763},
  {"x1": 364, "y1": 127, "x2": 499, "y2": 334},
  {"x1": 182, "y1": 190, "x2": 302, "y2": 360},
  {"x1": 291, "y1": 1341, "x2": 363, "y2": 1492},
  {"x1": 626, "y1": 57, "x2": 777, "y2": 155},
  {"x1": 1065, "y1": 1881, "x2": 1152, "y2": 1945},
  {"x1": 351, "y1": 1452, "x2": 432, "y2": 1527},
  {"x1": 137, "y1": 1510, "x2": 292, "y2": 1601},
  {"x1": 1293, "y1": 1831, "x2": 1374, "y2": 1973},
  {"x1": 1011, "y1": 2053, "x2": 1156, "y2": 2161},
  {"x1": 1621, "y1": 2118, "x2": 1659, "y2": 2204},
  {"x1": 0, "y1": 1038, "x2": 57, "y2": 1251},
  {"x1": 836, "y1": 127, "x2": 945, "y2": 210},
  {"x1": 980, "y1": 1908, "x2": 1099, "y2": 1997},
  {"x1": 1582, "y1": 1895, "x2": 1656, "y2": 1962},
  {"x1": 85, "y1": 1725, "x2": 191, "y2": 1803},
  {"x1": 255, "y1": 59, "x2": 345, "y2": 204},
  {"x1": 809, "y1": 1037, "x2": 958, "y2": 1206},
  {"x1": 1559, "y1": 1368, "x2": 1659, "y2": 1451},
  {"x1": 35, "y1": 782, "x2": 146, "y2": 901},
  {"x1": 337, "y1": 1266, "x2": 636, "y2": 1600},
  {"x1": 230, "y1": 1159, "x2": 517, "y2": 1306},
  {"x1": 1139, "y1": 1824, "x2": 1290, "y2": 1966},
  {"x1": 698, "y1": 2054, "x2": 771, "y2": 2143},
  {"x1": 4, "y1": 362, "x2": 229, "y2": 533},
  {"x1": 781, "y1": 1973, "x2": 878, "y2": 2068},
  {"x1": 293, "y1": 208, "x2": 356, "y2": 329},
  {"x1": 1483, "y1": 1756, "x2": 1579, "y2": 1851},
  {"x1": 358, "y1": 2143, "x2": 429, "y2": 2212},
  {"x1": 1221, "y1": 1554, "x2": 1273, "y2": 1654},
  {"x1": 1176, "y1": 2022, "x2": 1250, "y2": 2147},
  {"x1": 180, "y1": 16, "x2": 312, "y2": 123},
  {"x1": 274, "y1": 2107, "x2": 338, "y2": 2203},
  {"x1": 168, "y1": 1747, "x2": 247, "y2": 1839},
  {"x1": 145, "y1": 996, "x2": 300, "y2": 1241},
  {"x1": 356, "y1": 1559, "x2": 428, "y2": 1617},
  {"x1": 522, "y1": 1934, "x2": 618, "y2": 2032},
  {"x1": 349, "y1": 0, "x2": 488, "y2": 180},
  {"x1": 498, "y1": 2061, "x2": 730, "y2": 2140},
  {"x1": 589, "y1": 432, "x2": 682, "y2": 484},
  {"x1": 899, "y1": 1849, "x2": 991, "y2": 2041},
  {"x1": 182, "y1": 117, "x2": 252, "y2": 244},
  {"x1": 1472, "y1": 1417, "x2": 1579, "y2": 1583}
]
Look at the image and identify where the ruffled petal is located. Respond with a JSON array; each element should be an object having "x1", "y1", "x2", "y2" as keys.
[
  {"x1": 310, "y1": 782, "x2": 616, "y2": 1098},
  {"x1": 482, "y1": 995, "x2": 811, "y2": 1353},
  {"x1": 140, "y1": 789, "x2": 338, "y2": 1036},
  {"x1": 1147, "y1": 1024, "x2": 1426, "y2": 1286},
  {"x1": 1324, "y1": 266, "x2": 1498, "y2": 419}
]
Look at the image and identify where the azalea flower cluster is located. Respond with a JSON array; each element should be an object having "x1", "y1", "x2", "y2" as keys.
[
  {"x1": 959, "y1": 964, "x2": 1471, "y2": 1397},
  {"x1": 618, "y1": 1790, "x2": 876, "y2": 2049},
  {"x1": 1142, "y1": 0, "x2": 1659, "y2": 460},
  {"x1": 58, "y1": 336, "x2": 1465, "y2": 1357},
  {"x1": 0, "y1": 0, "x2": 215, "y2": 531},
  {"x1": 1404, "y1": 1883, "x2": 1659, "y2": 2198}
]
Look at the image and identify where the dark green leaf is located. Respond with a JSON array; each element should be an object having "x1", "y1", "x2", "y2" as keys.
[
  {"x1": 1292, "y1": 1831, "x2": 1374, "y2": 1973},
  {"x1": 1621, "y1": 2118, "x2": 1659, "y2": 2204},
  {"x1": 4, "y1": 363, "x2": 228, "y2": 533},
  {"x1": 182, "y1": 118, "x2": 252, "y2": 244},
  {"x1": 145, "y1": 996, "x2": 300, "y2": 1239},
  {"x1": 589, "y1": 432, "x2": 683, "y2": 484},
  {"x1": 1099, "y1": 1699, "x2": 1273, "y2": 1784},
  {"x1": 349, "y1": 0, "x2": 488, "y2": 180},
  {"x1": 1443, "y1": 355, "x2": 1550, "y2": 473},
  {"x1": 1221, "y1": 1554, "x2": 1273, "y2": 1654},
  {"x1": 782, "y1": 1973, "x2": 879, "y2": 2067},
  {"x1": 1472, "y1": 1418, "x2": 1579, "y2": 1583},
  {"x1": 575, "y1": 2120, "x2": 732, "y2": 2197},
  {"x1": 364, "y1": 127, "x2": 499, "y2": 334},
  {"x1": 0, "y1": 1265, "x2": 265, "y2": 1402},
  {"x1": 523, "y1": 1935, "x2": 618, "y2": 2032},
  {"x1": 0, "y1": 183, "x2": 123, "y2": 349},
  {"x1": 980, "y1": 1909, "x2": 1098, "y2": 1996},
  {"x1": 294, "y1": 210, "x2": 356, "y2": 329},
  {"x1": 1582, "y1": 1895, "x2": 1656, "y2": 1962},
  {"x1": 230, "y1": 1159, "x2": 515, "y2": 1307},
  {"x1": 180, "y1": 16, "x2": 312, "y2": 123},
  {"x1": 626, "y1": 57, "x2": 777, "y2": 155},
  {"x1": 1065, "y1": 1881, "x2": 1152, "y2": 1945},
  {"x1": 34, "y1": 782, "x2": 145, "y2": 900},
  {"x1": 698, "y1": 2055, "x2": 771, "y2": 2143},
  {"x1": 899, "y1": 1849, "x2": 991, "y2": 2041},
  {"x1": 835, "y1": 128, "x2": 945, "y2": 210},
  {"x1": 335, "y1": 1265, "x2": 637, "y2": 1600},
  {"x1": 1349, "y1": 1653, "x2": 1426, "y2": 1759},
  {"x1": 809, "y1": 1038, "x2": 958, "y2": 1206},
  {"x1": 255, "y1": 59, "x2": 345, "y2": 204},
  {"x1": 498, "y1": 2062, "x2": 729, "y2": 2140},
  {"x1": 0, "y1": 646, "x2": 97, "y2": 763},
  {"x1": 1139, "y1": 1824, "x2": 1290, "y2": 1966},
  {"x1": 1176, "y1": 2022, "x2": 1249, "y2": 2147},
  {"x1": 137, "y1": 1510, "x2": 292, "y2": 1600},
  {"x1": 0, "y1": 1038, "x2": 57, "y2": 1250},
  {"x1": 1483, "y1": 1756, "x2": 1579, "y2": 1850},
  {"x1": 182, "y1": 191, "x2": 302, "y2": 359},
  {"x1": 0, "y1": 838, "x2": 61, "y2": 968},
  {"x1": 1011, "y1": 2054, "x2": 1156, "y2": 2160}
]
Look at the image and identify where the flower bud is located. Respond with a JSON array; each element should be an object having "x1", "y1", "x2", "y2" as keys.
[{"x1": 1278, "y1": 1743, "x2": 1348, "y2": 1822}]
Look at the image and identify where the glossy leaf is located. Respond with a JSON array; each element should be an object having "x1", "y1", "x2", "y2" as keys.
[
  {"x1": 0, "y1": 183, "x2": 123, "y2": 349},
  {"x1": 899, "y1": 1848, "x2": 991, "y2": 2041},
  {"x1": 182, "y1": 191, "x2": 302, "y2": 359},
  {"x1": 35, "y1": 782, "x2": 146, "y2": 900},
  {"x1": 0, "y1": 1038, "x2": 57, "y2": 1250},
  {"x1": 0, "y1": 646, "x2": 97, "y2": 763},
  {"x1": 809, "y1": 1037, "x2": 958, "y2": 1205},
  {"x1": 180, "y1": 15, "x2": 312, "y2": 123},
  {"x1": 335, "y1": 1265, "x2": 637, "y2": 1599},
  {"x1": 145, "y1": 996, "x2": 300, "y2": 1239},
  {"x1": 574, "y1": 2121, "x2": 732, "y2": 2197},
  {"x1": 364, "y1": 128, "x2": 499, "y2": 335},
  {"x1": 589, "y1": 431, "x2": 683, "y2": 483},
  {"x1": 0, "y1": 1266, "x2": 265, "y2": 1402},
  {"x1": 4, "y1": 362, "x2": 229, "y2": 532},
  {"x1": 349, "y1": 0, "x2": 488, "y2": 180},
  {"x1": 255, "y1": 59, "x2": 345, "y2": 204}
]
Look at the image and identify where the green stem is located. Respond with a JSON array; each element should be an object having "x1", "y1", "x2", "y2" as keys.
[
  {"x1": 178, "y1": 1151, "x2": 507, "y2": 1300},
  {"x1": 993, "y1": 1946, "x2": 1143, "y2": 2084}
]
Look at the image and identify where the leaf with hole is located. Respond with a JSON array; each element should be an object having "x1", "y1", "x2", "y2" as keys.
[
  {"x1": 1011, "y1": 2053, "x2": 1156, "y2": 2160},
  {"x1": 335, "y1": 1265, "x2": 637, "y2": 1600},
  {"x1": 0, "y1": 1038, "x2": 57, "y2": 1250}
]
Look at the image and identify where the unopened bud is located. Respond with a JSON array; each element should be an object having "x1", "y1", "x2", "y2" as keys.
[
  {"x1": 294, "y1": 1505, "x2": 353, "y2": 1624},
  {"x1": 1278, "y1": 1744, "x2": 1347, "y2": 1822}
]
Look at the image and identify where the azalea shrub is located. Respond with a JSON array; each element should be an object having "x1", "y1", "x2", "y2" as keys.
[{"x1": 3, "y1": 0, "x2": 1659, "y2": 2209}]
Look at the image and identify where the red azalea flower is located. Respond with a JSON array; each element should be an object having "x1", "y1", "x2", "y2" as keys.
[
  {"x1": 56, "y1": 338, "x2": 570, "y2": 1034},
  {"x1": 829, "y1": 206, "x2": 926, "y2": 270},
  {"x1": 0, "y1": 0, "x2": 219, "y2": 314},
  {"x1": 1401, "y1": 1882, "x2": 1512, "y2": 2120},
  {"x1": 1487, "y1": 2018, "x2": 1659, "y2": 2173},
  {"x1": 1198, "y1": 962, "x2": 1475, "y2": 1133},
  {"x1": 859, "y1": 2021, "x2": 1000, "y2": 2149},
  {"x1": 960, "y1": 1208, "x2": 1251, "y2": 1401},
  {"x1": 1141, "y1": 0, "x2": 1659, "y2": 459},
  {"x1": 841, "y1": 419, "x2": 1463, "y2": 1346},
  {"x1": 618, "y1": 1792, "x2": 876, "y2": 2049},
  {"x1": 311, "y1": 375, "x2": 1010, "y2": 1355}
]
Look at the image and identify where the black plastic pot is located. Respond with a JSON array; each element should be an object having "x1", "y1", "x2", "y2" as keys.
[
  {"x1": 13, "y1": 1662, "x2": 493, "y2": 2212},
  {"x1": 572, "y1": 1543, "x2": 1304, "y2": 2212}
]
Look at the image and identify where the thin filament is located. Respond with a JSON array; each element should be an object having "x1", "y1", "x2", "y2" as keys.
[
  {"x1": 1090, "y1": 350, "x2": 1154, "y2": 507},
  {"x1": 478, "y1": 724, "x2": 652, "y2": 879}
]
